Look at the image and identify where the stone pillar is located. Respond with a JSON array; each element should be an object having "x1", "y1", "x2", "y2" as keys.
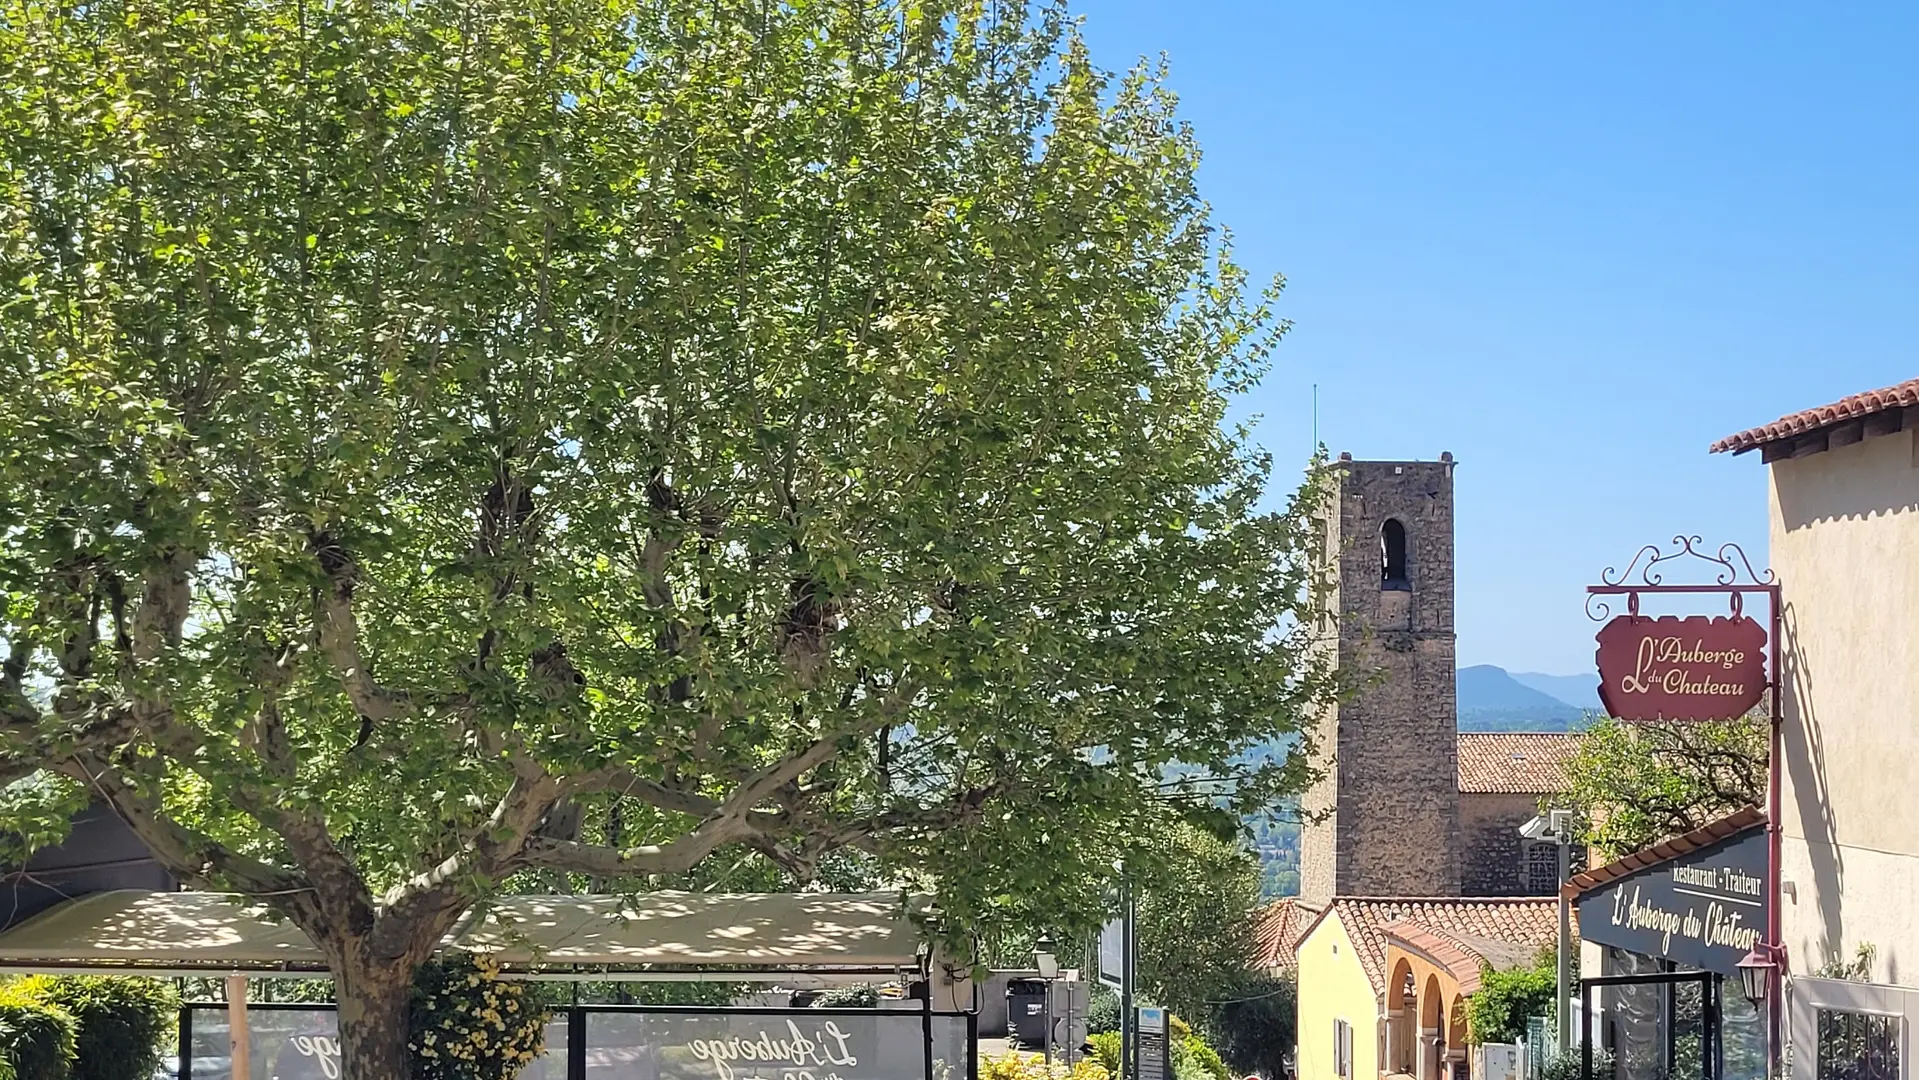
[
  {"x1": 1417, "y1": 1029, "x2": 1441, "y2": 1080},
  {"x1": 1384, "y1": 1010, "x2": 1403, "y2": 1075}
]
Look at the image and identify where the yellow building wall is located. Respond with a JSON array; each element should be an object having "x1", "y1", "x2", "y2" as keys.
[
  {"x1": 1296, "y1": 912, "x2": 1383, "y2": 1080},
  {"x1": 1769, "y1": 428, "x2": 1919, "y2": 982}
]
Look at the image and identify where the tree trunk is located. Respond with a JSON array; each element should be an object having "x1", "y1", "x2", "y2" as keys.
[{"x1": 336, "y1": 961, "x2": 415, "y2": 1080}]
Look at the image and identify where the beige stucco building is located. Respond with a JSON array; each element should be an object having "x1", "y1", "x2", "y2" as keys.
[
  {"x1": 1294, "y1": 897, "x2": 1562, "y2": 1080},
  {"x1": 1712, "y1": 377, "x2": 1919, "y2": 1079}
]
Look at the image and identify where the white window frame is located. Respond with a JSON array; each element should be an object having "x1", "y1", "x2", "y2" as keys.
[{"x1": 1789, "y1": 976, "x2": 1918, "y2": 1080}]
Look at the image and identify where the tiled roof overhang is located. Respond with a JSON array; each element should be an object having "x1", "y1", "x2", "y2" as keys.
[{"x1": 1711, "y1": 378, "x2": 1919, "y2": 460}]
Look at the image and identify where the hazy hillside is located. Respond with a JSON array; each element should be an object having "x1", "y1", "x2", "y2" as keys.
[
  {"x1": 1457, "y1": 664, "x2": 1592, "y2": 732},
  {"x1": 1511, "y1": 671, "x2": 1603, "y2": 712}
]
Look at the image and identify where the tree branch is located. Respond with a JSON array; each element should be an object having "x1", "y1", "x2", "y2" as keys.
[
  {"x1": 60, "y1": 753, "x2": 317, "y2": 909},
  {"x1": 309, "y1": 531, "x2": 415, "y2": 723},
  {"x1": 568, "y1": 766, "x2": 721, "y2": 818}
]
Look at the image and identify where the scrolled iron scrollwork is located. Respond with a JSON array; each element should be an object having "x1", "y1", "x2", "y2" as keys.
[{"x1": 1597, "y1": 535, "x2": 1773, "y2": 589}]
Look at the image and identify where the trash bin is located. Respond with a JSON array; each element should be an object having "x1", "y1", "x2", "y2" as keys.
[{"x1": 1006, "y1": 979, "x2": 1050, "y2": 1049}]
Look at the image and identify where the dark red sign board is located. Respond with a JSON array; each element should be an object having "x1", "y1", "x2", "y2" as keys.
[{"x1": 1595, "y1": 614, "x2": 1768, "y2": 722}]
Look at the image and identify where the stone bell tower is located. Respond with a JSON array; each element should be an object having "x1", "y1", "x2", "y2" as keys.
[{"x1": 1298, "y1": 453, "x2": 1461, "y2": 906}]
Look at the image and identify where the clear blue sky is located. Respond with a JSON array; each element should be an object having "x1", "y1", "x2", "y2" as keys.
[{"x1": 1076, "y1": 2, "x2": 1919, "y2": 676}]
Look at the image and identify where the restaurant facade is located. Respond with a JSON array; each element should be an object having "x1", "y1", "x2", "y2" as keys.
[{"x1": 1567, "y1": 810, "x2": 1769, "y2": 1080}]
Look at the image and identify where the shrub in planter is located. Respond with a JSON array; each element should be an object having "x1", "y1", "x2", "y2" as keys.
[
  {"x1": 409, "y1": 955, "x2": 549, "y2": 1080},
  {"x1": 981, "y1": 1052, "x2": 1109, "y2": 1080},
  {"x1": 1175, "y1": 1035, "x2": 1230, "y2": 1080},
  {"x1": 0, "y1": 986, "x2": 77, "y2": 1080},
  {"x1": 14, "y1": 978, "x2": 176, "y2": 1080},
  {"x1": 1087, "y1": 1033, "x2": 1121, "y2": 1076}
]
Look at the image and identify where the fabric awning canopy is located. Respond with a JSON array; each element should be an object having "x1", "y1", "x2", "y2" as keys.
[{"x1": 0, "y1": 890, "x2": 928, "y2": 975}]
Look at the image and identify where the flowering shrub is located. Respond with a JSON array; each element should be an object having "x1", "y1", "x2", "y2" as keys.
[
  {"x1": 981, "y1": 1052, "x2": 1110, "y2": 1080},
  {"x1": 408, "y1": 956, "x2": 548, "y2": 1080}
]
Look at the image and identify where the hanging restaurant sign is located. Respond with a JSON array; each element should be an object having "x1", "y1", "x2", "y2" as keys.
[
  {"x1": 1595, "y1": 614, "x2": 1768, "y2": 722},
  {"x1": 1572, "y1": 819, "x2": 1768, "y2": 977}
]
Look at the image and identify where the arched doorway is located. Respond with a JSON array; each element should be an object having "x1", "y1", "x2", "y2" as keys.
[
  {"x1": 1447, "y1": 994, "x2": 1470, "y2": 1080},
  {"x1": 1387, "y1": 958, "x2": 1417, "y2": 1075},
  {"x1": 1420, "y1": 974, "x2": 1445, "y2": 1080}
]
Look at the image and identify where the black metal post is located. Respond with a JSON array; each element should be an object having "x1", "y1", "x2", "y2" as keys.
[
  {"x1": 1711, "y1": 974, "x2": 1727, "y2": 1080},
  {"x1": 1582, "y1": 982, "x2": 1594, "y2": 1080},
  {"x1": 566, "y1": 1005, "x2": 586, "y2": 1080},
  {"x1": 1120, "y1": 884, "x2": 1135, "y2": 1080},
  {"x1": 922, "y1": 992, "x2": 936, "y2": 1080},
  {"x1": 178, "y1": 1007, "x2": 192, "y2": 1080}
]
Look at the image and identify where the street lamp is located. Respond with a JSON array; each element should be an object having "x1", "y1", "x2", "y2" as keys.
[
  {"x1": 1520, "y1": 809, "x2": 1577, "y2": 1055},
  {"x1": 1738, "y1": 946, "x2": 1777, "y2": 1006},
  {"x1": 1034, "y1": 935, "x2": 1060, "y2": 980},
  {"x1": 1034, "y1": 936, "x2": 1060, "y2": 1066}
]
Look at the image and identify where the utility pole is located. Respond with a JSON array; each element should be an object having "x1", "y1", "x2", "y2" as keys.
[
  {"x1": 1521, "y1": 809, "x2": 1577, "y2": 1055},
  {"x1": 1557, "y1": 817, "x2": 1573, "y2": 1054}
]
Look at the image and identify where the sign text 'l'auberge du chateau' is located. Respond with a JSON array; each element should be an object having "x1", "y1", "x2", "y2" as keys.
[
  {"x1": 1595, "y1": 614, "x2": 1768, "y2": 722},
  {"x1": 1574, "y1": 823, "x2": 1769, "y2": 976},
  {"x1": 261, "y1": 1009, "x2": 954, "y2": 1080}
]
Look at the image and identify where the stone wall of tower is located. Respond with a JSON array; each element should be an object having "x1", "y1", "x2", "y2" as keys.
[{"x1": 1298, "y1": 455, "x2": 1461, "y2": 906}]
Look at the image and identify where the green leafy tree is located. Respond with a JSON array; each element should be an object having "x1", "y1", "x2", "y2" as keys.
[
  {"x1": 1557, "y1": 715, "x2": 1767, "y2": 858},
  {"x1": 0, "y1": 2, "x2": 1332, "y2": 1078},
  {"x1": 1136, "y1": 825, "x2": 1265, "y2": 1028},
  {"x1": 1465, "y1": 953, "x2": 1554, "y2": 1046},
  {"x1": 1209, "y1": 971, "x2": 1295, "y2": 1079}
]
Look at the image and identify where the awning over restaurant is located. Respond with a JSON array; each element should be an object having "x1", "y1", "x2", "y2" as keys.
[{"x1": 0, "y1": 890, "x2": 928, "y2": 976}]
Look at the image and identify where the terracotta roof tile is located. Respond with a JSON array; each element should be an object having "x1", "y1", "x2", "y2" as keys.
[
  {"x1": 1456, "y1": 733, "x2": 1579, "y2": 794},
  {"x1": 1252, "y1": 898, "x2": 1318, "y2": 972},
  {"x1": 1711, "y1": 378, "x2": 1919, "y2": 455},
  {"x1": 1564, "y1": 806, "x2": 1765, "y2": 899},
  {"x1": 1304, "y1": 897, "x2": 1567, "y2": 996}
]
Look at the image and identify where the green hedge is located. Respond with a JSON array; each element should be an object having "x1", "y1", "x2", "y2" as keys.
[
  {"x1": 0, "y1": 985, "x2": 77, "y2": 1080},
  {"x1": 12, "y1": 978, "x2": 176, "y2": 1080}
]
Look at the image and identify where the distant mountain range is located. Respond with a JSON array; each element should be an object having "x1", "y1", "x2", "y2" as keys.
[{"x1": 1457, "y1": 665, "x2": 1600, "y2": 732}]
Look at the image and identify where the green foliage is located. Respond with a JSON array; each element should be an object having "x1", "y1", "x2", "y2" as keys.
[
  {"x1": 0, "y1": 3, "x2": 1334, "y2": 1071},
  {"x1": 1175, "y1": 1035, "x2": 1231, "y2": 1080},
  {"x1": 0, "y1": 987, "x2": 76, "y2": 1080},
  {"x1": 1087, "y1": 1033, "x2": 1121, "y2": 1075},
  {"x1": 1466, "y1": 954, "x2": 1555, "y2": 1046},
  {"x1": 12, "y1": 978, "x2": 177, "y2": 1080},
  {"x1": 1559, "y1": 716, "x2": 1767, "y2": 858},
  {"x1": 408, "y1": 956, "x2": 548, "y2": 1080},
  {"x1": 809, "y1": 984, "x2": 878, "y2": 1009},
  {"x1": 178, "y1": 979, "x2": 335, "y2": 1005},
  {"x1": 1086, "y1": 990, "x2": 1120, "y2": 1037},
  {"x1": 1816, "y1": 943, "x2": 1877, "y2": 982},
  {"x1": 1247, "y1": 805, "x2": 1301, "y2": 900},
  {"x1": 1136, "y1": 827, "x2": 1266, "y2": 1030},
  {"x1": 1209, "y1": 972, "x2": 1295, "y2": 1079},
  {"x1": 1538, "y1": 1049, "x2": 1614, "y2": 1080},
  {"x1": 0, "y1": 777, "x2": 88, "y2": 868}
]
